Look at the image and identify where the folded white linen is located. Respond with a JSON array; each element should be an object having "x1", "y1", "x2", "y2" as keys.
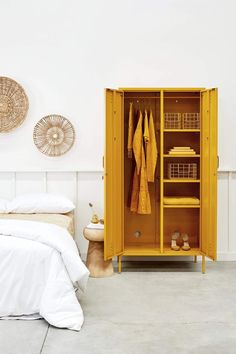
[
  {"x1": 0, "y1": 220, "x2": 89, "y2": 331},
  {"x1": 86, "y1": 222, "x2": 104, "y2": 230}
]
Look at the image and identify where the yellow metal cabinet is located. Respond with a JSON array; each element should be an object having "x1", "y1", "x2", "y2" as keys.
[{"x1": 104, "y1": 88, "x2": 218, "y2": 273}]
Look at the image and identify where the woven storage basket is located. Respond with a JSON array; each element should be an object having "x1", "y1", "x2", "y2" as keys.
[
  {"x1": 164, "y1": 113, "x2": 181, "y2": 129},
  {"x1": 182, "y1": 113, "x2": 200, "y2": 129},
  {"x1": 168, "y1": 163, "x2": 197, "y2": 179}
]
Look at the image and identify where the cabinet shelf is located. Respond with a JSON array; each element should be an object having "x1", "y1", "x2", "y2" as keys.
[
  {"x1": 163, "y1": 204, "x2": 200, "y2": 208},
  {"x1": 124, "y1": 244, "x2": 161, "y2": 256},
  {"x1": 123, "y1": 245, "x2": 201, "y2": 256},
  {"x1": 164, "y1": 154, "x2": 200, "y2": 158},
  {"x1": 163, "y1": 247, "x2": 201, "y2": 256},
  {"x1": 164, "y1": 129, "x2": 200, "y2": 132},
  {"x1": 163, "y1": 179, "x2": 200, "y2": 183}
]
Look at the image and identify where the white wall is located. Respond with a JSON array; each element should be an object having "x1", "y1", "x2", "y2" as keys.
[
  {"x1": 0, "y1": 1, "x2": 236, "y2": 259},
  {"x1": 0, "y1": 0, "x2": 236, "y2": 170}
]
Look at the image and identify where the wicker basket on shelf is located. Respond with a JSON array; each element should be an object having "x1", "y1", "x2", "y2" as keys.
[
  {"x1": 182, "y1": 113, "x2": 200, "y2": 129},
  {"x1": 164, "y1": 113, "x2": 181, "y2": 129},
  {"x1": 168, "y1": 163, "x2": 197, "y2": 179}
]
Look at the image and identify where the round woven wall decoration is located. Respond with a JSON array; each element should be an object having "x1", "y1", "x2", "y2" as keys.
[
  {"x1": 33, "y1": 115, "x2": 75, "y2": 156},
  {"x1": 0, "y1": 77, "x2": 29, "y2": 132}
]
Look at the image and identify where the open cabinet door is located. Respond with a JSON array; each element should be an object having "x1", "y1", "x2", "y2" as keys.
[
  {"x1": 104, "y1": 89, "x2": 124, "y2": 260},
  {"x1": 200, "y1": 88, "x2": 218, "y2": 260}
]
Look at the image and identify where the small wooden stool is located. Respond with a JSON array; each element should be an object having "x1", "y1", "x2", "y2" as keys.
[{"x1": 83, "y1": 227, "x2": 113, "y2": 278}]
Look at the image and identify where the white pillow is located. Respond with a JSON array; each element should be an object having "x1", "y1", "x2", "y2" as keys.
[
  {"x1": 0, "y1": 198, "x2": 9, "y2": 213},
  {"x1": 8, "y1": 193, "x2": 75, "y2": 214}
]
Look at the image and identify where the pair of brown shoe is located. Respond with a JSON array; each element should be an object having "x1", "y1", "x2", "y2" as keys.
[{"x1": 171, "y1": 231, "x2": 191, "y2": 251}]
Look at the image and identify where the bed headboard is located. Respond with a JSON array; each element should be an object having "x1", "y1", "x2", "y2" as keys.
[{"x1": 0, "y1": 212, "x2": 75, "y2": 237}]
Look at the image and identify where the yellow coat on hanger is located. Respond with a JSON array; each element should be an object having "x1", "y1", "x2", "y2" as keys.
[
  {"x1": 143, "y1": 110, "x2": 149, "y2": 146},
  {"x1": 133, "y1": 110, "x2": 143, "y2": 175},
  {"x1": 127, "y1": 102, "x2": 134, "y2": 159},
  {"x1": 130, "y1": 166, "x2": 139, "y2": 213},
  {"x1": 146, "y1": 110, "x2": 157, "y2": 182},
  {"x1": 130, "y1": 110, "x2": 151, "y2": 214},
  {"x1": 137, "y1": 145, "x2": 151, "y2": 214}
]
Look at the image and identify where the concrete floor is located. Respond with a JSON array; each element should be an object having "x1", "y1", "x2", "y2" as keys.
[{"x1": 1, "y1": 261, "x2": 236, "y2": 354}]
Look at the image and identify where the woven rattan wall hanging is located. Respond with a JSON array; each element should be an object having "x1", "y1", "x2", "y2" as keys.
[
  {"x1": 33, "y1": 114, "x2": 75, "y2": 156},
  {"x1": 0, "y1": 77, "x2": 29, "y2": 133}
]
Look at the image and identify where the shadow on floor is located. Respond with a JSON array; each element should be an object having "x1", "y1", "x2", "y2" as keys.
[{"x1": 113, "y1": 260, "x2": 203, "y2": 272}]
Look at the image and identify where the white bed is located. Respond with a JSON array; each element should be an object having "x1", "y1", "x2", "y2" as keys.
[{"x1": 0, "y1": 214, "x2": 89, "y2": 331}]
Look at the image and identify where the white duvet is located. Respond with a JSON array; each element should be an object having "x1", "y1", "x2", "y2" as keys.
[{"x1": 0, "y1": 219, "x2": 89, "y2": 331}]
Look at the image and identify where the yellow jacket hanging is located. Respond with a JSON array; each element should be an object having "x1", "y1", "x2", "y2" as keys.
[
  {"x1": 127, "y1": 102, "x2": 134, "y2": 159},
  {"x1": 133, "y1": 110, "x2": 143, "y2": 174},
  {"x1": 130, "y1": 110, "x2": 151, "y2": 214},
  {"x1": 137, "y1": 145, "x2": 151, "y2": 214},
  {"x1": 146, "y1": 110, "x2": 157, "y2": 182}
]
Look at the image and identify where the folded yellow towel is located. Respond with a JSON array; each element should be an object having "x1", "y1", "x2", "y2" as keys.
[{"x1": 163, "y1": 196, "x2": 200, "y2": 205}]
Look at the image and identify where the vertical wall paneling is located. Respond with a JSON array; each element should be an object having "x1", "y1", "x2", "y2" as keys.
[
  {"x1": 15, "y1": 172, "x2": 46, "y2": 195},
  {"x1": 74, "y1": 171, "x2": 79, "y2": 246},
  {"x1": 76, "y1": 171, "x2": 103, "y2": 252},
  {"x1": 217, "y1": 172, "x2": 229, "y2": 254},
  {"x1": 46, "y1": 172, "x2": 76, "y2": 203},
  {"x1": 44, "y1": 172, "x2": 48, "y2": 192},
  {"x1": 228, "y1": 172, "x2": 236, "y2": 253},
  {"x1": 0, "y1": 172, "x2": 15, "y2": 199},
  {"x1": 0, "y1": 170, "x2": 235, "y2": 259},
  {"x1": 14, "y1": 173, "x2": 16, "y2": 197}
]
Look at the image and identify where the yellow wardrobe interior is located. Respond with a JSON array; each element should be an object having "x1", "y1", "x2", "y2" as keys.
[{"x1": 104, "y1": 88, "x2": 218, "y2": 272}]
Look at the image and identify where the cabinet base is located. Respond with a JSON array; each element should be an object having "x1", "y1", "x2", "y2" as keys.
[{"x1": 116, "y1": 253, "x2": 206, "y2": 274}]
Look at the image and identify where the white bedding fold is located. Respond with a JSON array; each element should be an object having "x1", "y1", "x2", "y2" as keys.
[
  {"x1": 0, "y1": 219, "x2": 89, "y2": 291},
  {"x1": 0, "y1": 219, "x2": 89, "y2": 331}
]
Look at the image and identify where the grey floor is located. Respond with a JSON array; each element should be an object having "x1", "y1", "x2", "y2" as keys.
[{"x1": 1, "y1": 261, "x2": 236, "y2": 354}]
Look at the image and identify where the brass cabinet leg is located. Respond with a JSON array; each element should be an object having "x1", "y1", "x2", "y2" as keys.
[
  {"x1": 118, "y1": 255, "x2": 122, "y2": 273},
  {"x1": 194, "y1": 256, "x2": 197, "y2": 263},
  {"x1": 202, "y1": 255, "x2": 205, "y2": 274}
]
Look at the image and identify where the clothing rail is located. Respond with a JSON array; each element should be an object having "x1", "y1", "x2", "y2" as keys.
[
  {"x1": 124, "y1": 96, "x2": 200, "y2": 99},
  {"x1": 124, "y1": 96, "x2": 158, "y2": 99}
]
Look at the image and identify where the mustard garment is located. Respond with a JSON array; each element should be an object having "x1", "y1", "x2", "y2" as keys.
[
  {"x1": 127, "y1": 102, "x2": 134, "y2": 159},
  {"x1": 146, "y1": 110, "x2": 157, "y2": 182},
  {"x1": 130, "y1": 110, "x2": 151, "y2": 214},
  {"x1": 143, "y1": 110, "x2": 149, "y2": 146},
  {"x1": 130, "y1": 166, "x2": 139, "y2": 213},
  {"x1": 137, "y1": 145, "x2": 151, "y2": 214},
  {"x1": 132, "y1": 110, "x2": 143, "y2": 174}
]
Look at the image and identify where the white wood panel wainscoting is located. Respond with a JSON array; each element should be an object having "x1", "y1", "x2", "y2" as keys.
[
  {"x1": 0, "y1": 171, "x2": 104, "y2": 260},
  {"x1": 0, "y1": 171, "x2": 234, "y2": 261}
]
